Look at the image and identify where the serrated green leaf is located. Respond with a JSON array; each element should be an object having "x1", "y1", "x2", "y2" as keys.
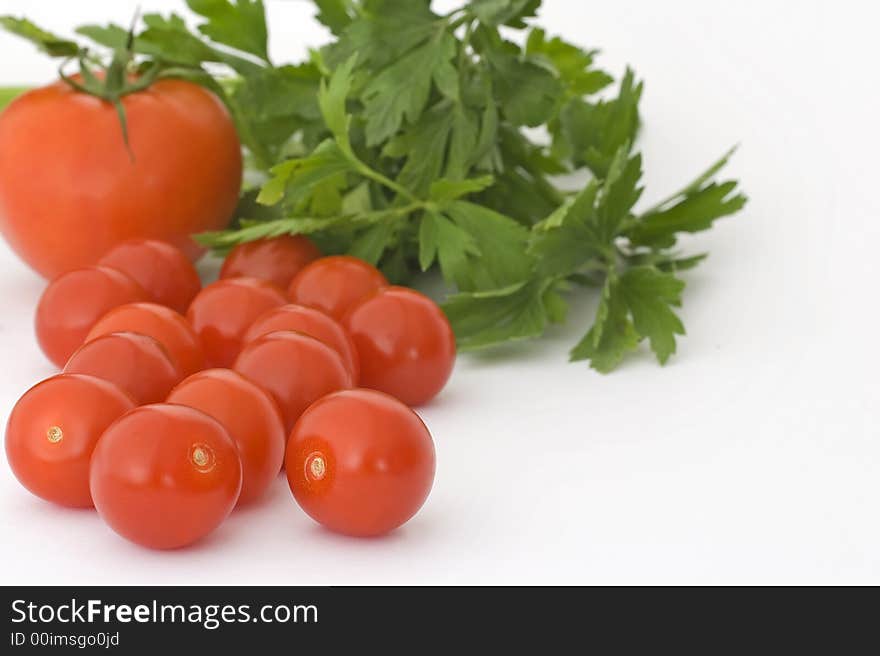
[
  {"x1": 469, "y1": 0, "x2": 540, "y2": 28},
  {"x1": 418, "y1": 212, "x2": 481, "y2": 280},
  {"x1": 627, "y1": 149, "x2": 747, "y2": 247},
  {"x1": 445, "y1": 201, "x2": 534, "y2": 291},
  {"x1": 529, "y1": 181, "x2": 605, "y2": 278},
  {"x1": 619, "y1": 266, "x2": 686, "y2": 364},
  {"x1": 318, "y1": 55, "x2": 356, "y2": 153},
  {"x1": 555, "y1": 69, "x2": 642, "y2": 177},
  {"x1": 525, "y1": 28, "x2": 613, "y2": 97},
  {"x1": 0, "y1": 16, "x2": 80, "y2": 57},
  {"x1": 489, "y1": 50, "x2": 564, "y2": 127},
  {"x1": 629, "y1": 181, "x2": 747, "y2": 248},
  {"x1": 362, "y1": 33, "x2": 456, "y2": 146},
  {"x1": 257, "y1": 140, "x2": 353, "y2": 206},
  {"x1": 349, "y1": 221, "x2": 396, "y2": 264},
  {"x1": 430, "y1": 176, "x2": 495, "y2": 204},
  {"x1": 443, "y1": 278, "x2": 557, "y2": 350},
  {"x1": 570, "y1": 275, "x2": 640, "y2": 372},
  {"x1": 314, "y1": 0, "x2": 354, "y2": 35},
  {"x1": 596, "y1": 147, "x2": 643, "y2": 242},
  {"x1": 445, "y1": 105, "x2": 480, "y2": 180},
  {"x1": 76, "y1": 23, "x2": 128, "y2": 49},
  {"x1": 186, "y1": 0, "x2": 269, "y2": 62},
  {"x1": 391, "y1": 106, "x2": 454, "y2": 198},
  {"x1": 324, "y1": 1, "x2": 437, "y2": 70}
]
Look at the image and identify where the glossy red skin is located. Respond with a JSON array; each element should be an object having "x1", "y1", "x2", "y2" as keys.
[
  {"x1": 287, "y1": 256, "x2": 388, "y2": 321},
  {"x1": 167, "y1": 369, "x2": 285, "y2": 505},
  {"x1": 234, "y1": 332, "x2": 354, "y2": 433},
  {"x1": 64, "y1": 332, "x2": 182, "y2": 405},
  {"x1": 220, "y1": 236, "x2": 321, "y2": 290},
  {"x1": 344, "y1": 287, "x2": 456, "y2": 406},
  {"x1": 5, "y1": 374, "x2": 135, "y2": 508},
  {"x1": 86, "y1": 302, "x2": 204, "y2": 376},
  {"x1": 35, "y1": 266, "x2": 147, "y2": 367},
  {"x1": 0, "y1": 79, "x2": 242, "y2": 279},
  {"x1": 286, "y1": 389, "x2": 435, "y2": 537},
  {"x1": 244, "y1": 304, "x2": 360, "y2": 382},
  {"x1": 99, "y1": 239, "x2": 202, "y2": 313},
  {"x1": 187, "y1": 278, "x2": 287, "y2": 368},
  {"x1": 90, "y1": 404, "x2": 242, "y2": 550}
]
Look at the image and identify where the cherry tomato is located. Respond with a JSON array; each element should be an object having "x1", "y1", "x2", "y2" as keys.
[
  {"x1": 244, "y1": 304, "x2": 360, "y2": 382},
  {"x1": 64, "y1": 332, "x2": 182, "y2": 405},
  {"x1": 287, "y1": 256, "x2": 388, "y2": 321},
  {"x1": 234, "y1": 332, "x2": 353, "y2": 432},
  {"x1": 220, "y1": 235, "x2": 321, "y2": 290},
  {"x1": 35, "y1": 266, "x2": 147, "y2": 367},
  {"x1": 86, "y1": 302, "x2": 204, "y2": 376},
  {"x1": 99, "y1": 239, "x2": 202, "y2": 313},
  {"x1": 167, "y1": 369, "x2": 285, "y2": 505},
  {"x1": 90, "y1": 404, "x2": 241, "y2": 549},
  {"x1": 286, "y1": 389, "x2": 435, "y2": 537},
  {"x1": 187, "y1": 278, "x2": 287, "y2": 368},
  {"x1": 5, "y1": 374, "x2": 135, "y2": 508},
  {"x1": 343, "y1": 287, "x2": 455, "y2": 406},
  {"x1": 0, "y1": 79, "x2": 242, "y2": 279}
]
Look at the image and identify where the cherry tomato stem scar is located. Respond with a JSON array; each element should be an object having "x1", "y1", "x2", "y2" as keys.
[
  {"x1": 190, "y1": 444, "x2": 215, "y2": 472},
  {"x1": 46, "y1": 426, "x2": 63, "y2": 443},
  {"x1": 307, "y1": 453, "x2": 327, "y2": 481}
]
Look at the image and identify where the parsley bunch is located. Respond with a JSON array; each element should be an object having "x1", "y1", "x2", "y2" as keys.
[{"x1": 2, "y1": 0, "x2": 747, "y2": 372}]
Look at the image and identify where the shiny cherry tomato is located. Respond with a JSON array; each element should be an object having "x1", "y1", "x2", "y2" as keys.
[
  {"x1": 343, "y1": 287, "x2": 455, "y2": 406},
  {"x1": 220, "y1": 235, "x2": 321, "y2": 290},
  {"x1": 86, "y1": 302, "x2": 204, "y2": 376},
  {"x1": 35, "y1": 266, "x2": 147, "y2": 367},
  {"x1": 286, "y1": 389, "x2": 435, "y2": 537},
  {"x1": 90, "y1": 404, "x2": 241, "y2": 549},
  {"x1": 167, "y1": 369, "x2": 285, "y2": 505},
  {"x1": 187, "y1": 278, "x2": 287, "y2": 368},
  {"x1": 0, "y1": 78, "x2": 242, "y2": 280},
  {"x1": 287, "y1": 256, "x2": 388, "y2": 321},
  {"x1": 99, "y1": 239, "x2": 202, "y2": 313},
  {"x1": 234, "y1": 332, "x2": 353, "y2": 432},
  {"x1": 64, "y1": 332, "x2": 182, "y2": 405},
  {"x1": 5, "y1": 374, "x2": 135, "y2": 507},
  {"x1": 244, "y1": 304, "x2": 360, "y2": 382}
]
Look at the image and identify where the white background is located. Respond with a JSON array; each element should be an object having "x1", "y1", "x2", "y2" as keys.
[{"x1": 0, "y1": 0, "x2": 877, "y2": 585}]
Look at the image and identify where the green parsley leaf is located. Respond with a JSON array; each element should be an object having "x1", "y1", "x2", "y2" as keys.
[
  {"x1": 468, "y1": 0, "x2": 540, "y2": 28},
  {"x1": 570, "y1": 274, "x2": 640, "y2": 372},
  {"x1": 361, "y1": 32, "x2": 457, "y2": 146},
  {"x1": 526, "y1": 28, "x2": 613, "y2": 97},
  {"x1": 0, "y1": 16, "x2": 80, "y2": 57},
  {"x1": 429, "y1": 176, "x2": 495, "y2": 204},
  {"x1": 619, "y1": 266, "x2": 686, "y2": 364},
  {"x1": 256, "y1": 139, "x2": 353, "y2": 207},
  {"x1": 313, "y1": 0, "x2": 354, "y2": 36},
  {"x1": 489, "y1": 49, "x2": 564, "y2": 127},
  {"x1": 627, "y1": 148, "x2": 747, "y2": 247},
  {"x1": 554, "y1": 68, "x2": 642, "y2": 177},
  {"x1": 186, "y1": 0, "x2": 270, "y2": 62}
]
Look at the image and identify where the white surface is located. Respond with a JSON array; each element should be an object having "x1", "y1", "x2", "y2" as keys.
[{"x1": 0, "y1": 0, "x2": 878, "y2": 585}]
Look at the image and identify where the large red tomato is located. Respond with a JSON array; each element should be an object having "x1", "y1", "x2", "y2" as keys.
[{"x1": 0, "y1": 79, "x2": 242, "y2": 279}]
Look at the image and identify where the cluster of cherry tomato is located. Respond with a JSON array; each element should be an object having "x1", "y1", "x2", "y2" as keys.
[{"x1": 5, "y1": 236, "x2": 454, "y2": 549}]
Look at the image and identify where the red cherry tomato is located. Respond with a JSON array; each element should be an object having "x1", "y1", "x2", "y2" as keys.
[
  {"x1": 187, "y1": 278, "x2": 287, "y2": 368},
  {"x1": 343, "y1": 287, "x2": 455, "y2": 406},
  {"x1": 5, "y1": 374, "x2": 135, "y2": 508},
  {"x1": 244, "y1": 304, "x2": 360, "y2": 382},
  {"x1": 287, "y1": 256, "x2": 388, "y2": 321},
  {"x1": 0, "y1": 78, "x2": 242, "y2": 280},
  {"x1": 64, "y1": 332, "x2": 182, "y2": 405},
  {"x1": 286, "y1": 389, "x2": 435, "y2": 537},
  {"x1": 99, "y1": 239, "x2": 202, "y2": 313},
  {"x1": 167, "y1": 369, "x2": 285, "y2": 505},
  {"x1": 220, "y1": 235, "x2": 321, "y2": 290},
  {"x1": 35, "y1": 266, "x2": 147, "y2": 367},
  {"x1": 234, "y1": 332, "x2": 353, "y2": 433},
  {"x1": 90, "y1": 404, "x2": 241, "y2": 549},
  {"x1": 86, "y1": 302, "x2": 204, "y2": 376}
]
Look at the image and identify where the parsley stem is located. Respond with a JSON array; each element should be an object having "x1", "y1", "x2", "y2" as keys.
[{"x1": 355, "y1": 164, "x2": 422, "y2": 205}]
